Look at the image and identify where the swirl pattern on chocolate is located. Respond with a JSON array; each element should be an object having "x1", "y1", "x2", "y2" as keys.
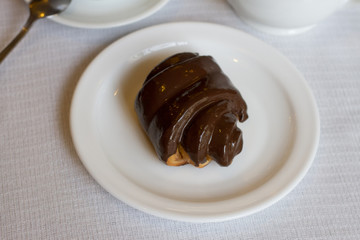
[{"x1": 135, "y1": 52, "x2": 248, "y2": 167}]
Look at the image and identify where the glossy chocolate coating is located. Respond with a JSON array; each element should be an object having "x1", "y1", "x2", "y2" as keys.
[{"x1": 135, "y1": 52, "x2": 248, "y2": 167}]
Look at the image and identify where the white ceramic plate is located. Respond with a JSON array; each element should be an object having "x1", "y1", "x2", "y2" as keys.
[
  {"x1": 70, "y1": 22, "x2": 320, "y2": 222},
  {"x1": 25, "y1": 0, "x2": 169, "y2": 28}
]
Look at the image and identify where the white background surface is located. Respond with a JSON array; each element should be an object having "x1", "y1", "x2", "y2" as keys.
[{"x1": 1, "y1": 0, "x2": 359, "y2": 239}]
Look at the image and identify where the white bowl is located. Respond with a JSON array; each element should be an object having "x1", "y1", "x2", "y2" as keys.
[{"x1": 228, "y1": 0, "x2": 349, "y2": 35}]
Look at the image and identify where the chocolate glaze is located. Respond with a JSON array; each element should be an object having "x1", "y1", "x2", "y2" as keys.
[{"x1": 135, "y1": 52, "x2": 248, "y2": 167}]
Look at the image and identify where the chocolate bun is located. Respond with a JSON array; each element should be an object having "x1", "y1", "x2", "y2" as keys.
[{"x1": 135, "y1": 52, "x2": 248, "y2": 167}]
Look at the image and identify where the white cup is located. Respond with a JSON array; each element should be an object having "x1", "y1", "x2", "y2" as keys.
[{"x1": 227, "y1": 0, "x2": 349, "y2": 35}]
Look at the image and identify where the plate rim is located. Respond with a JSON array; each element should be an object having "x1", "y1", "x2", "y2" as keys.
[
  {"x1": 70, "y1": 21, "x2": 320, "y2": 222},
  {"x1": 45, "y1": 0, "x2": 169, "y2": 29}
]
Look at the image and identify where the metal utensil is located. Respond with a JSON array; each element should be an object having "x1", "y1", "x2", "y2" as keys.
[{"x1": 0, "y1": 0, "x2": 71, "y2": 64}]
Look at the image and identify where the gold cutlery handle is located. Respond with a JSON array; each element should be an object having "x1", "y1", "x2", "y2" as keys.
[{"x1": 0, "y1": 15, "x2": 37, "y2": 64}]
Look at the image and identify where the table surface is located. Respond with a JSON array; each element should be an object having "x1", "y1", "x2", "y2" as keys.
[{"x1": 1, "y1": 0, "x2": 360, "y2": 239}]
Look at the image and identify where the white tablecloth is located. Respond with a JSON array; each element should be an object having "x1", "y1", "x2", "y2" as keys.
[{"x1": 1, "y1": 0, "x2": 359, "y2": 239}]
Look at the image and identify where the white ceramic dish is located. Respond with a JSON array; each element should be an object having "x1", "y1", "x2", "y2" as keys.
[
  {"x1": 70, "y1": 22, "x2": 320, "y2": 222},
  {"x1": 25, "y1": 0, "x2": 169, "y2": 28},
  {"x1": 227, "y1": 0, "x2": 348, "y2": 35}
]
